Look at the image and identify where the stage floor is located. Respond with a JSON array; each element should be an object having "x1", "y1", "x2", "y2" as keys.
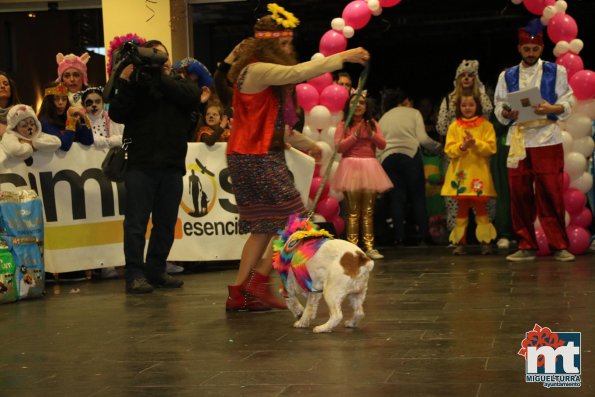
[{"x1": 2, "y1": 245, "x2": 593, "y2": 396}]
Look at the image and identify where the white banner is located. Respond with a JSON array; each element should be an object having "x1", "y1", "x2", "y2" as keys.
[{"x1": 0, "y1": 143, "x2": 315, "y2": 273}]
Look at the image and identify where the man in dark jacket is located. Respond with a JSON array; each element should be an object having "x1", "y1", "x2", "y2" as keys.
[{"x1": 109, "y1": 40, "x2": 201, "y2": 293}]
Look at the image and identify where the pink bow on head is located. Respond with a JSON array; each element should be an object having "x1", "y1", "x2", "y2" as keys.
[{"x1": 350, "y1": 88, "x2": 367, "y2": 97}]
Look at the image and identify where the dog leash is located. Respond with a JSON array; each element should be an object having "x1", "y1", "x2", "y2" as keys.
[{"x1": 306, "y1": 62, "x2": 370, "y2": 222}]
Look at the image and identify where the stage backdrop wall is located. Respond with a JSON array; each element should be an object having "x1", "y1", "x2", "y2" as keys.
[{"x1": 0, "y1": 143, "x2": 315, "y2": 273}]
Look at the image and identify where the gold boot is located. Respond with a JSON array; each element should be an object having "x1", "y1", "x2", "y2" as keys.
[{"x1": 344, "y1": 191, "x2": 361, "y2": 246}]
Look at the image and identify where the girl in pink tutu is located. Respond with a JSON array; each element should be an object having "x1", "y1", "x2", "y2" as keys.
[{"x1": 331, "y1": 93, "x2": 393, "y2": 259}]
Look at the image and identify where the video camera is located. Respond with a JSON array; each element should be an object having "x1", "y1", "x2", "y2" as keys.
[{"x1": 103, "y1": 41, "x2": 169, "y2": 102}]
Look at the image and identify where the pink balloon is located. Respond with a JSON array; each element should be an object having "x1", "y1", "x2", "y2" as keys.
[
  {"x1": 556, "y1": 52, "x2": 584, "y2": 79},
  {"x1": 570, "y1": 207, "x2": 593, "y2": 229},
  {"x1": 308, "y1": 73, "x2": 334, "y2": 94},
  {"x1": 380, "y1": 0, "x2": 402, "y2": 7},
  {"x1": 570, "y1": 70, "x2": 595, "y2": 100},
  {"x1": 562, "y1": 172, "x2": 571, "y2": 191},
  {"x1": 319, "y1": 84, "x2": 350, "y2": 113},
  {"x1": 331, "y1": 215, "x2": 345, "y2": 236},
  {"x1": 535, "y1": 227, "x2": 551, "y2": 256},
  {"x1": 547, "y1": 14, "x2": 578, "y2": 44},
  {"x1": 563, "y1": 188, "x2": 586, "y2": 215},
  {"x1": 566, "y1": 225, "x2": 591, "y2": 255},
  {"x1": 342, "y1": 1, "x2": 371, "y2": 30},
  {"x1": 309, "y1": 176, "x2": 329, "y2": 200},
  {"x1": 296, "y1": 83, "x2": 319, "y2": 112},
  {"x1": 319, "y1": 30, "x2": 347, "y2": 57},
  {"x1": 316, "y1": 196, "x2": 340, "y2": 220},
  {"x1": 314, "y1": 164, "x2": 321, "y2": 178},
  {"x1": 523, "y1": 0, "x2": 555, "y2": 15}
]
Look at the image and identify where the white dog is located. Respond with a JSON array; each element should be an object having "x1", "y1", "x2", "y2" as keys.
[{"x1": 273, "y1": 215, "x2": 374, "y2": 333}]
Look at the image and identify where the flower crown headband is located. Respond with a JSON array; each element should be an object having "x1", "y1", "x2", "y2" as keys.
[
  {"x1": 44, "y1": 82, "x2": 69, "y2": 98},
  {"x1": 255, "y1": 3, "x2": 300, "y2": 39}
]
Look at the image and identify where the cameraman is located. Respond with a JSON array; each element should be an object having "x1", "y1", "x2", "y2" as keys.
[{"x1": 109, "y1": 40, "x2": 201, "y2": 294}]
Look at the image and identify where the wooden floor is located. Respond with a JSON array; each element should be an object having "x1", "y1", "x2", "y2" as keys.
[{"x1": 1, "y1": 245, "x2": 593, "y2": 397}]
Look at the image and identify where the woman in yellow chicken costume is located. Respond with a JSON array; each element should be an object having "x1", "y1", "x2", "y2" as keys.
[{"x1": 441, "y1": 95, "x2": 497, "y2": 255}]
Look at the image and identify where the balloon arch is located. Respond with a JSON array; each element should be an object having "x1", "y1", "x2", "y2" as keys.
[{"x1": 296, "y1": 0, "x2": 594, "y2": 254}]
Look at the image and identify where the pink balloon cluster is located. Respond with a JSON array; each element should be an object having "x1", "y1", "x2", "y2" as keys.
[
  {"x1": 298, "y1": 0, "x2": 405, "y2": 132},
  {"x1": 535, "y1": 174, "x2": 592, "y2": 256},
  {"x1": 309, "y1": 166, "x2": 344, "y2": 235}
]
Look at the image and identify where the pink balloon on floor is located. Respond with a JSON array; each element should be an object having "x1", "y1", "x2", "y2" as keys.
[
  {"x1": 562, "y1": 172, "x2": 570, "y2": 191},
  {"x1": 296, "y1": 83, "x2": 319, "y2": 112},
  {"x1": 309, "y1": 176, "x2": 329, "y2": 200},
  {"x1": 563, "y1": 188, "x2": 586, "y2": 215},
  {"x1": 535, "y1": 227, "x2": 551, "y2": 256},
  {"x1": 566, "y1": 225, "x2": 591, "y2": 254},
  {"x1": 316, "y1": 197, "x2": 340, "y2": 221},
  {"x1": 523, "y1": 0, "x2": 555, "y2": 15},
  {"x1": 319, "y1": 30, "x2": 347, "y2": 56},
  {"x1": 308, "y1": 73, "x2": 334, "y2": 94},
  {"x1": 342, "y1": 1, "x2": 371, "y2": 30},
  {"x1": 570, "y1": 70, "x2": 595, "y2": 100},
  {"x1": 556, "y1": 52, "x2": 584, "y2": 78},
  {"x1": 331, "y1": 215, "x2": 345, "y2": 236},
  {"x1": 570, "y1": 207, "x2": 593, "y2": 229},
  {"x1": 380, "y1": 0, "x2": 402, "y2": 7},
  {"x1": 319, "y1": 84, "x2": 350, "y2": 112}
]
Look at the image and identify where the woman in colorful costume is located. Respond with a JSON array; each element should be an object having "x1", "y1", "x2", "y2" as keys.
[{"x1": 225, "y1": 3, "x2": 370, "y2": 311}]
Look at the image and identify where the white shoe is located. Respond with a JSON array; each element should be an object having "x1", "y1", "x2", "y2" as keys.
[
  {"x1": 166, "y1": 262, "x2": 184, "y2": 274},
  {"x1": 497, "y1": 238, "x2": 510, "y2": 249},
  {"x1": 101, "y1": 267, "x2": 119, "y2": 279},
  {"x1": 366, "y1": 249, "x2": 384, "y2": 260}
]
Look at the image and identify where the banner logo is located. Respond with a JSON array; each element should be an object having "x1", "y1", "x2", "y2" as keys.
[{"x1": 519, "y1": 324, "x2": 581, "y2": 388}]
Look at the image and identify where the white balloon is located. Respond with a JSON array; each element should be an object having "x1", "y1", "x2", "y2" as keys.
[
  {"x1": 540, "y1": 15, "x2": 550, "y2": 26},
  {"x1": 312, "y1": 214, "x2": 326, "y2": 223},
  {"x1": 371, "y1": 7, "x2": 383, "y2": 16},
  {"x1": 319, "y1": 126, "x2": 337, "y2": 148},
  {"x1": 331, "y1": 17, "x2": 345, "y2": 31},
  {"x1": 574, "y1": 99, "x2": 595, "y2": 120},
  {"x1": 566, "y1": 113, "x2": 594, "y2": 139},
  {"x1": 307, "y1": 105, "x2": 332, "y2": 131},
  {"x1": 314, "y1": 141, "x2": 333, "y2": 170},
  {"x1": 367, "y1": 0, "x2": 381, "y2": 12},
  {"x1": 569, "y1": 172, "x2": 593, "y2": 193},
  {"x1": 343, "y1": 26, "x2": 355, "y2": 39},
  {"x1": 543, "y1": 5, "x2": 557, "y2": 19},
  {"x1": 511, "y1": 0, "x2": 523, "y2": 4},
  {"x1": 308, "y1": 213, "x2": 326, "y2": 223},
  {"x1": 569, "y1": 39, "x2": 584, "y2": 54},
  {"x1": 565, "y1": 211, "x2": 570, "y2": 227},
  {"x1": 561, "y1": 130, "x2": 574, "y2": 154},
  {"x1": 329, "y1": 188, "x2": 344, "y2": 202},
  {"x1": 534, "y1": 216, "x2": 541, "y2": 228},
  {"x1": 554, "y1": 41, "x2": 569, "y2": 57},
  {"x1": 302, "y1": 124, "x2": 320, "y2": 141},
  {"x1": 564, "y1": 152, "x2": 587, "y2": 179},
  {"x1": 571, "y1": 136, "x2": 594, "y2": 158},
  {"x1": 553, "y1": 40, "x2": 569, "y2": 57},
  {"x1": 555, "y1": 0, "x2": 568, "y2": 13},
  {"x1": 311, "y1": 52, "x2": 324, "y2": 60}
]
